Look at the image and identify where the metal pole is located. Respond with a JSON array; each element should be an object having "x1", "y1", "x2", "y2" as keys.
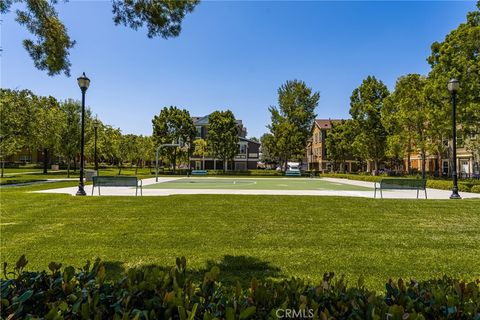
[
  {"x1": 94, "y1": 126, "x2": 98, "y2": 172},
  {"x1": 156, "y1": 146, "x2": 160, "y2": 182},
  {"x1": 76, "y1": 89, "x2": 87, "y2": 196},
  {"x1": 450, "y1": 91, "x2": 461, "y2": 199}
]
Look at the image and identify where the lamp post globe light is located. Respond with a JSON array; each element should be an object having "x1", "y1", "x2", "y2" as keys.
[
  {"x1": 76, "y1": 72, "x2": 90, "y2": 196},
  {"x1": 447, "y1": 78, "x2": 461, "y2": 199},
  {"x1": 93, "y1": 115, "x2": 99, "y2": 173}
]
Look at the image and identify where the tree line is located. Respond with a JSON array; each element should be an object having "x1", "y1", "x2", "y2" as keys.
[
  {"x1": 261, "y1": 3, "x2": 480, "y2": 176},
  {"x1": 0, "y1": 89, "x2": 245, "y2": 177},
  {"x1": 152, "y1": 107, "x2": 241, "y2": 172},
  {"x1": 0, "y1": 89, "x2": 155, "y2": 177}
]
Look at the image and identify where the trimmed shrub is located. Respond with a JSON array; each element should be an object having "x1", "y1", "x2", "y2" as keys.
[
  {"x1": 321, "y1": 173, "x2": 480, "y2": 193},
  {"x1": 471, "y1": 185, "x2": 480, "y2": 193},
  {"x1": 2, "y1": 256, "x2": 480, "y2": 319}
]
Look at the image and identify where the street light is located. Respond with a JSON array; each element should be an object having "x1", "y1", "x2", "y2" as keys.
[
  {"x1": 76, "y1": 72, "x2": 90, "y2": 196},
  {"x1": 447, "y1": 78, "x2": 461, "y2": 199},
  {"x1": 93, "y1": 115, "x2": 99, "y2": 173}
]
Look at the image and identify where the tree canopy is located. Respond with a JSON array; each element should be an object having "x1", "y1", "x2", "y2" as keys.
[
  {"x1": 267, "y1": 80, "x2": 319, "y2": 170},
  {"x1": 207, "y1": 110, "x2": 239, "y2": 172},
  {"x1": 349, "y1": 76, "x2": 389, "y2": 172}
]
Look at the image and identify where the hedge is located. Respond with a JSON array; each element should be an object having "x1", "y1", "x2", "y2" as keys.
[
  {"x1": 320, "y1": 173, "x2": 480, "y2": 193},
  {"x1": 2, "y1": 256, "x2": 480, "y2": 319}
]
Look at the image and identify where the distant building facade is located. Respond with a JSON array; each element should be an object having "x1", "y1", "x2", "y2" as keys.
[
  {"x1": 189, "y1": 114, "x2": 260, "y2": 171},
  {"x1": 404, "y1": 135, "x2": 480, "y2": 178},
  {"x1": 306, "y1": 119, "x2": 357, "y2": 173}
]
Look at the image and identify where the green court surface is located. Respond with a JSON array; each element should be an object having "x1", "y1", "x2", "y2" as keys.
[{"x1": 145, "y1": 177, "x2": 372, "y2": 191}]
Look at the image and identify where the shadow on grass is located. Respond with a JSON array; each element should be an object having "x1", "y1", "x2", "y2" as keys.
[{"x1": 103, "y1": 255, "x2": 284, "y2": 286}]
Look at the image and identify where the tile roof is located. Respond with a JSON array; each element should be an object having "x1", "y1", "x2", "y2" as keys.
[{"x1": 314, "y1": 119, "x2": 344, "y2": 129}]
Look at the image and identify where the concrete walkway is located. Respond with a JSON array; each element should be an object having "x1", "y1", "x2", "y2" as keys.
[{"x1": 33, "y1": 177, "x2": 480, "y2": 199}]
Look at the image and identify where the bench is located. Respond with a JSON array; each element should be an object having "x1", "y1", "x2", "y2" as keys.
[
  {"x1": 190, "y1": 170, "x2": 208, "y2": 176},
  {"x1": 374, "y1": 178, "x2": 427, "y2": 199},
  {"x1": 92, "y1": 176, "x2": 143, "y2": 196},
  {"x1": 285, "y1": 170, "x2": 301, "y2": 176}
]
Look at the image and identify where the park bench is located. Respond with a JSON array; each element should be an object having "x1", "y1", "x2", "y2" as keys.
[
  {"x1": 374, "y1": 178, "x2": 427, "y2": 199},
  {"x1": 191, "y1": 170, "x2": 208, "y2": 176},
  {"x1": 285, "y1": 170, "x2": 301, "y2": 176},
  {"x1": 92, "y1": 176, "x2": 143, "y2": 196}
]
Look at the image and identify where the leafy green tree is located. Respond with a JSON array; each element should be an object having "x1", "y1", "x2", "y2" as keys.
[
  {"x1": 325, "y1": 120, "x2": 355, "y2": 173},
  {"x1": 426, "y1": 2, "x2": 480, "y2": 165},
  {"x1": 59, "y1": 99, "x2": 81, "y2": 177},
  {"x1": 101, "y1": 125, "x2": 122, "y2": 167},
  {"x1": 259, "y1": 133, "x2": 278, "y2": 165},
  {"x1": 268, "y1": 80, "x2": 319, "y2": 171},
  {"x1": 0, "y1": 89, "x2": 27, "y2": 177},
  {"x1": 29, "y1": 95, "x2": 64, "y2": 174},
  {"x1": 349, "y1": 76, "x2": 389, "y2": 173},
  {"x1": 136, "y1": 135, "x2": 155, "y2": 171},
  {"x1": 2, "y1": 0, "x2": 199, "y2": 76},
  {"x1": 152, "y1": 106, "x2": 196, "y2": 171},
  {"x1": 383, "y1": 74, "x2": 429, "y2": 177},
  {"x1": 193, "y1": 138, "x2": 208, "y2": 169},
  {"x1": 207, "y1": 110, "x2": 239, "y2": 172}
]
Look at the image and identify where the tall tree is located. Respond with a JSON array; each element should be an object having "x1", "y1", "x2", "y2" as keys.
[
  {"x1": 152, "y1": 106, "x2": 196, "y2": 171},
  {"x1": 426, "y1": 1, "x2": 480, "y2": 166},
  {"x1": 30, "y1": 95, "x2": 64, "y2": 174},
  {"x1": 382, "y1": 74, "x2": 429, "y2": 177},
  {"x1": 59, "y1": 99, "x2": 81, "y2": 177},
  {"x1": 259, "y1": 133, "x2": 278, "y2": 165},
  {"x1": 207, "y1": 110, "x2": 239, "y2": 172},
  {"x1": 350, "y1": 76, "x2": 389, "y2": 173},
  {"x1": 0, "y1": 89, "x2": 27, "y2": 177},
  {"x1": 268, "y1": 80, "x2": 319, "y2": 171},
  {"x1": 193, "y1": 138, "x2": 208, "y2": 170},
  {"x1": 2, "y1": 0, "x2": 199, "y2": 76},
  {"x1": 325, "y1": 120, "x2": 356, "y2": 173}
]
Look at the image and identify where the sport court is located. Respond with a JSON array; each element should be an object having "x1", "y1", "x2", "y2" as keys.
[{"x1": 144, "y1": 177, "x2": 371, "y2": 191}]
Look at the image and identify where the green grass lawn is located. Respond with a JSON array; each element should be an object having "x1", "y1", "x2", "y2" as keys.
[
  {"x1": 146, "y1": 177, "x2": 372, "y2": 191},
  {"x1": 1, "y1": 182, "x2": 479, "y2": 290}
]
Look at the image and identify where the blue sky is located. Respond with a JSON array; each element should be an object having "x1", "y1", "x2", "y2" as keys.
[{"x1": 1, "y1": 1, "x2": 477, "y2": 138}]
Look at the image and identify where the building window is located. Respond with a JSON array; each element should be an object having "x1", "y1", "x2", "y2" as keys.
[
  {"x1": 19, "y1": 155, "x2": 32, "y2": 163},
  {"x1": 196, "y1": 126, "x2": 202, "y2": 138},
  {"x1": 238, "y1": 144, "x2": 247, "y2": 155},
  {"x1": 442, "y1": 160, "x2": 449, "y2": 176},
  {"x1": 457, "y1": 135, "x2": 464, "y2": 147}
]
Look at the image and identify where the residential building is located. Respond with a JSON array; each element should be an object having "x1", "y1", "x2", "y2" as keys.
[
  {"x1": 189, "y1": 114, "x2": 260, "y2": 171},
  {"x1": 404, "y1": 135, "x2": 480, "y2": 178},
  {"x1": 306, "y1": 119, "x2": 357, "y2": 173}
]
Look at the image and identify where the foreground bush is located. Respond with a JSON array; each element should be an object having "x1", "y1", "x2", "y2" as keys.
[{"x1": 2, "y1": 256, "x2": 479, "y2": 319}]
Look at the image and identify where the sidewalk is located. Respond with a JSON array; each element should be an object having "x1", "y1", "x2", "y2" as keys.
[{"x1": 32, "y1": 177, "x2": 480, "y2": 199}]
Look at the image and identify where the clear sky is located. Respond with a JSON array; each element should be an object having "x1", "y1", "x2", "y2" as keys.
[{"x1": 1, "y1": 1, "x2": 477, "y2": 138}]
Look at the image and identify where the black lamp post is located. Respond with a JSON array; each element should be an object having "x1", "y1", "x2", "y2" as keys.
[
  {"x1": 447, "y1": 78, "x2": 461, "y2": 199},
  {"x1": 93, "y1": 115, "x2": 99, "y2": 173},
  {"x1": 76, "y1": 72, "x2": 90, "y2": 196}
]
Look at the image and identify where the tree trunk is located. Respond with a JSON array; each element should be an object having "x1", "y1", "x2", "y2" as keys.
[
  {"x1": 43, "y1": 148, "x2": 49, "y2": 174},
  {"x1": 173, "y1": 148, "x2": 177, "y2": 172},
  {"x1": 135, "y1": 160, "x2": 139, "y2": 175},
  {"x1": 202, "y1": 155, "x2": 205, "y2": 170},
  {"x1": 118, "y1": 162, "x2": 122, "y2": 175},
  {"x1": 67, "y1": 158, "x2": 71, "y2": 178},
  {"x1": 284, "y1": 156, "x2": 288, "y2": 172},
  {"x1": 224, "y1": 158, "x2": 227, "y2": 173},
  {"x1": 73, "y1": 156, "x2": 77, "y2": 173},
  {"x1": 421, "y1": 150, "x2": 426, "y2": 179},
  {"x1": 407, "y1": 139, "x2": 412, "y2": 175},
  {"x1": 1, "y1": 160, "x2": 4, "y2": 178}
]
